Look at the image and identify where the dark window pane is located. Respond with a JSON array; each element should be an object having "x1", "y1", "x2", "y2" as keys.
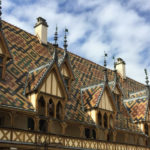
[
  {"x1": 0, "y1": 57, "x2": 3, "y2": 64},
  {"x1": 85, "y1": 128, "x2": 90, "y2": 138},
  {"x1": 28, "y1": 118, "x2": 34, "y2": 130},
  {"x1": 64, "y1": 77, "x2": 69, "y2": 86},
  {"x1": 0, "y1": 67, "x2": 3, "y2": 78}
]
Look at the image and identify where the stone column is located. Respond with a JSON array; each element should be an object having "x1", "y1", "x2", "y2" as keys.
[
  {"x1": 10, "y1": 112, "x2": 16, "y2": 128},
  {"x1": 113, "y1": 130, "x2": 117, "y2": 142},
  {"x1": 34, "y1": 117, "x2": 39, "y2": 131},
  {"x1": 104, "y1": 129, "x2": 108, "y2": 141},
  {"x1": 134, "y1": 135, "x2": 138, "y2": 145},
  {"x1": 79, "y1": 125, "x2": 84, "y2": 138},
  {"x1": 61, "y1": 122, "x2": 67, "y2": 135},
  {"x1": 124, "y1": 133, "x2": 128, "y2": 143},
  {"x1": 96, "y1": 128, "x2": 100, "y2": 140}
]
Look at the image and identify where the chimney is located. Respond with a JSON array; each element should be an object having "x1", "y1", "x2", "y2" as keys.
[
  {"x1": 34, "y1": 17, "x2": 48, "y2": 45},
  {"x1": 116, "y1": 58, "x2": 126, "y2": 79}
]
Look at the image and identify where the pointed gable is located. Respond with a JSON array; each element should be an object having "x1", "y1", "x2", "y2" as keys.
[
  {"x1": 59, "y1": 51, "x2": 75, "y2": 81},
  {"x1": 99, "y1": 89, "x2": 114, "y2": 111},
  {"x1": 81, "y1": 83, "x2": 117, "y2": 112},
  {"x1": 40, "y1": 69, "x2": 64, "y2": 97},
  {"x1": 61, "y1": 63, "x2": 70, "y2": 78},
  {"x1": 25, "y1": 60, "x2": 68, "y2": 98}
]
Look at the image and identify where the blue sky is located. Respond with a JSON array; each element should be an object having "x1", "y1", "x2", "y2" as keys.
[{"x1": 2, "y1": 0, "x2": 150, "y2": 84}]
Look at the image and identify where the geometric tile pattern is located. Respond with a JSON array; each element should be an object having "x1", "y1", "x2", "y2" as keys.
[
  {"x1": 124, "y1": 96, "x2": 148, "y2": 122},
  {"x1": 81, "y1": 84, "x2": 104, "y2": 110}
]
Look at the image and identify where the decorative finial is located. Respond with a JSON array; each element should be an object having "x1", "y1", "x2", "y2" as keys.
[
  {"x1": 0, "y1": 0, "x2": 2, "y2": 30},
  {"x1": 54, "y1": 25, "x2": 58, "y2": 47},
  {"x1": 64, "y1": 28, "x2": 68, "y2": 51},
  {"x1": 104, "y1": 52, "x2": 108, "y2": 82},
  {"x1": 113, "y1": 56, "x2": 116, "y2": 70},
  {"x1": 144, "y1": 69, "x2": 149, "y2": 86},
  {"x1": 104, "y1": 51, "x2": 107, "y2": 67}
]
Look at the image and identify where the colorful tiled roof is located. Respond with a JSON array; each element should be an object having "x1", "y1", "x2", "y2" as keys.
[
  {"x1": 81, "y1": 83, "x2": 104, "y2": 110},
  {"x1": 124, "y1": 95, "x2": 148, "y2": 122},
  {"x1": 25, "y1": 62, "x2": 53, "y2": 93},
  {"x1": 0, "y1": 20, "x2": 147, "y2": 124}
]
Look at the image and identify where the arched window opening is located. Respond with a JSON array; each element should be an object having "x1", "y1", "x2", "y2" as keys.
[
  {"x1": 98, "y1": 112, "x2": 102, "y2": 126},
  {"x1": 38, "y1": 96, "x2": 45, "y2": 116},
  {"x1": 104, "y1": 113, "x2": 108, "y2": 128},
  {"x1": 56, "y1": 101, "x2": 63, "y2": 120},
  {"x1": 92, "y1": 129, "x2": 96, "y2": 139},
  {"x1": 28, "y1": 117, "x2": 34, "y2": 130},
  {"x1": 145, "y1": 123, "x2": 148, "y2": 135},
  {"x1": 48, "y1": 99, "x2": 54, "y2": 118},
  {"x1": 39, "y1": 120, "x2": 47, "y2": 132},
  {"x1": 109, "y1": 115, "x2": 114, "y2": 129},
  {"x1": 85, "y1": 128, "x2": 90, "y2": 138}
]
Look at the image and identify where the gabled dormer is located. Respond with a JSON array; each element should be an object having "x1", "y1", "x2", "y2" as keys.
[
  {"x1": 81, "y1": 82, "x2": 117, "y2": 129},
  {"x1": 25, "y1": 50, "x2": 68, "y2": 121},
  {"x1": 60, "y1": 58, "x2": 74, "y2": 91},
  {"x1": 81, "y1": 54, "x2": 117, "y2": 130},
  {"x1": 0, "y1": 30, "x2": 11, "y2": 79}
]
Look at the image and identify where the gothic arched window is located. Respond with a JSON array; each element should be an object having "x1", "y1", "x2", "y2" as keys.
[
  {"x1": 48, "y1": 99, "x2": 54, "y2": 118},
  {"x1": 38, "y1": 96, "x2": 45, "y2": 116},
  {"x1": 104, "y1": 113, "x2": 108, "y2": 128},
  {"x1": 56, "y1": 101, "x2": 63, "y2": 120}
]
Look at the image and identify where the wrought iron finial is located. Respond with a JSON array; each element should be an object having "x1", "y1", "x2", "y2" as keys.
[
  {"x1": 54, "y1": 25, "x2": 58, "y2": 47},
  {"x1": 144, "y1": 69, "x2": 149, "y2": 86},
  {"x1": 104, "y1": 51, "x2": 107, "y2": 67},
  {"x1": 64, "y1": 28, "x2": 68, "y2": 51},
  {"x1": 113, "y1": 56, "x2": 116, "y2": 70},
  {"x1": 104, "y1": 52, "x2": 108, "y2": 82},
  {"x1": 0, "y1": 0, "x2": 2, "y2": 30}
]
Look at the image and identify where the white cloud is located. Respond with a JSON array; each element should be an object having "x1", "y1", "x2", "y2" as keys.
[{"x1": 2, "y1": 0, "x2": 150, "y2": 84}]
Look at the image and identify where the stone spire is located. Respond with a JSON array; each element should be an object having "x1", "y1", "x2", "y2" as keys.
[{"x1": 103, "y1": 52, "x2": 108, "y2": 82}]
